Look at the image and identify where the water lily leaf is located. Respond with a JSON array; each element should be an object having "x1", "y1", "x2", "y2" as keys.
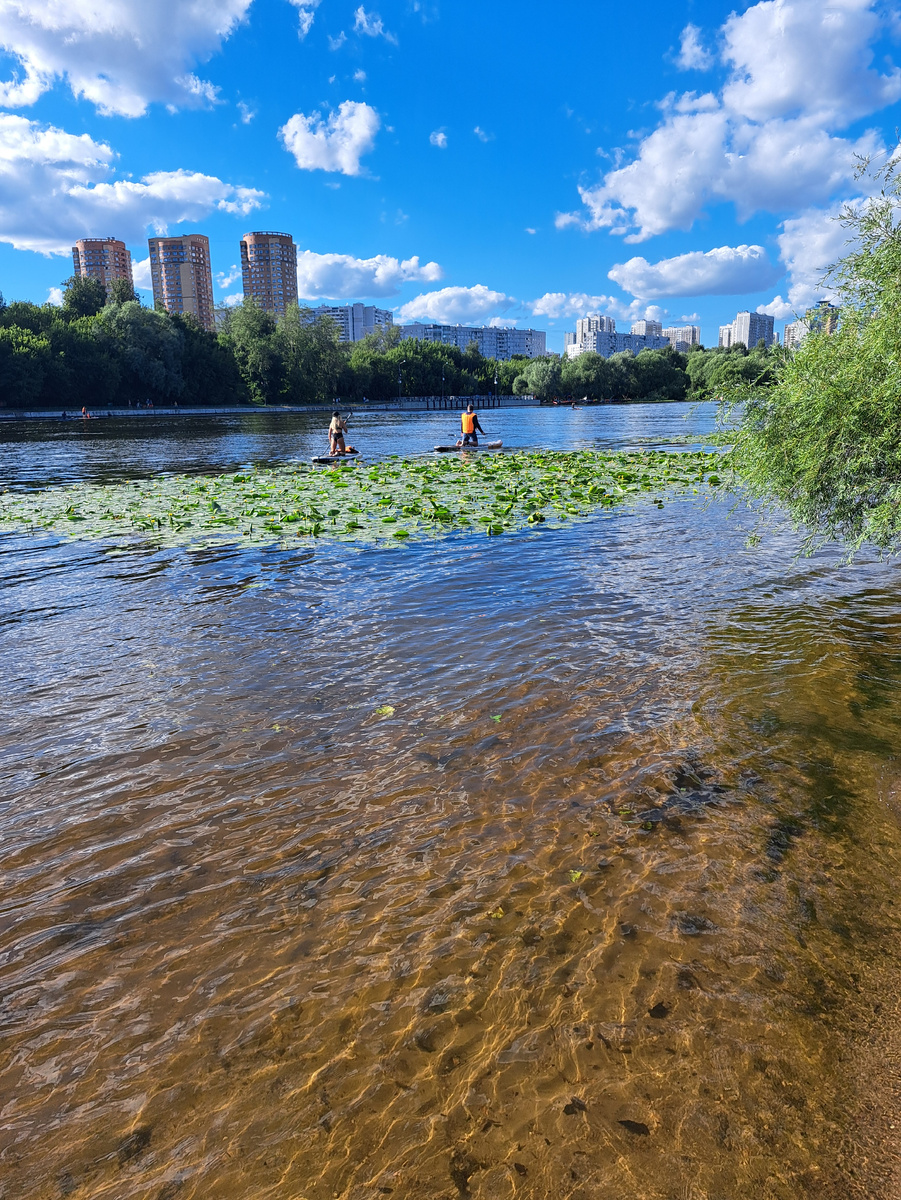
[{"x1": 375, "y1": 705, "x2": 395, "y2": 716}]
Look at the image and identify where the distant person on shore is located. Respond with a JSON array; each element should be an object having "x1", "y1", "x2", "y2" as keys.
[
  {"x1": 459, "y1": 403, "x2": 485, "y2": 447},
  {"x1": 328, "y1": 410, "x2": 349, "y2": 455},
  {"x1": 81, "y1": 406, "x2": 91, "y2": 419}
]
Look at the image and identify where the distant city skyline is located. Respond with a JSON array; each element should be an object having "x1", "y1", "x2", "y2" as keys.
[{"x1": 1, "y1": 0, "x2": 898, "y2": 351}]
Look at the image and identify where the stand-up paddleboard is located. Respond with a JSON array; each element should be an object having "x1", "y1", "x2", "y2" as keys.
[
  {"x1": 434, "y1": 440, "x2": 503, "y2": 453},
  {"x1": 311, "y1": 449, "x2": 361, "y2": 464}
]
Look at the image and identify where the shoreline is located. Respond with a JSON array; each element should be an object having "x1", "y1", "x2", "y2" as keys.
[{"x1": 0, "y1": 396, "x2": 697, "y2": 422}]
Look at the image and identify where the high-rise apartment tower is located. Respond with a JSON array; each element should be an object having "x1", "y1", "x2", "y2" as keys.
[
  {"x1": 72, "y1": 237, "x2": 134, "y2": 290},
  {"x1": 148, "y1": 234, "x2": 215, "y2": 332},
  {"x1": 240, "y1": 231, "x2": 298, "y2": 317}
]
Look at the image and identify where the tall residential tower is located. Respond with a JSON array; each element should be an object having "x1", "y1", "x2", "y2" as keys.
[
  {"x1": 72, "y1": 237, "x2": 134, "y2": 290},
  {"x1": 240, "y1": 231, "x2": 298, "y2": 316},
  {"x1": 148, "y1": 234, "x2": 215, "y2": 332}
]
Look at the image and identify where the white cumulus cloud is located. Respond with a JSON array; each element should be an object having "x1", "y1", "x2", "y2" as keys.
[
  {"x1": 608, "y1": 244, "x2": 782, "y2": 298},
  {"x1": 559, "y1": 0, "x2": 900, "y2": 240},
  {"x1": 0, "y1": 113, "x2": 265, "y2": 255},
  {"x1": 47, "y1": 285, "x2": 63, "y2": 305},
  {"x1": 0, "y1": 0, "x2": 252, "y2": 116},
  {"x1": 676, "y1": 24, "x2": 713, "y2": 71},
  {"x1": 296, "y1": 250, "x2": 442, "y2": 299},
  {"x1": 530, "y1": 292, "x2": 618, "y2": 319},
  {"x1": 279, "y1": 101, "x2": 380, "y2": 175},
  {"x1": 131, "y1": 257, "x2": 152, "y2": 290},
  {"x1": 216, "y1": 264, "x2": 242, "y2": 289},
  {"x1": 353, "y1": 6, "x2": 397, "y2": 43},
  {"x1": 396, "y1": 284, "x2": 515, "y2": 325},
  {"x1": 429, "y1": 130, "x2": 447, "y2": 148},
  {"x1": 756, "y1": 295, "x2": 795, "y2": 320},
  {"x1": 289, "y1": 0, "x2": 322, "y2": 39},
  {"x1": 775, "y1": 200, "x2": 862, "y2": 309}
]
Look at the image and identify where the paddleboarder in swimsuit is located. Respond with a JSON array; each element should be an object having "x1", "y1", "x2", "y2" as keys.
[
  {"x1": 460, "y1": 404, "x2": 485, "y2": 446},
  {"x1": 329, "y1": 411, "x2": 348, "y2": 455}
]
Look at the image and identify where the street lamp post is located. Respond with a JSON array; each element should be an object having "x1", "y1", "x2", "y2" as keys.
[{"x1": 397, "y1": 359, "x2": 406, "y2": 403}]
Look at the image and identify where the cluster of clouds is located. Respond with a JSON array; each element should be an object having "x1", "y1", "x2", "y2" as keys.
[
  {"x1": 0, "y1": 0, "x2": 897, "y2": 330},
  {"x1": 0, "y1": 0, "x2": 387, "y2": 255},
  {"x1": 0, "y1": 114, "x2": 264, "y2": 255},
  {"x1": 553, "y1": 0, "x2": 901, "y2": 315},
  {"x1": 560, "y1": 0, "x2": 898, "y2": 243},
  {"x1": 0, "y1": 0, "x2": 253, "y2": 116},
  {"x1": 297, "y1": 250, "x2": 441, "y2": 299},
  {"x1": 279, "y1": 101, "x2": 380, "y2": 176}
]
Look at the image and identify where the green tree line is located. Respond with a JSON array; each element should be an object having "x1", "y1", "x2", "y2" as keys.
[{"x1": 0, "y1": 274, "x2": 784, "y2": 409}]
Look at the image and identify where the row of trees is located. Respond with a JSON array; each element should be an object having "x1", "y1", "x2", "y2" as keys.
[{"x1": 0, "y1": 275, "x2": 784, "y2": 409}]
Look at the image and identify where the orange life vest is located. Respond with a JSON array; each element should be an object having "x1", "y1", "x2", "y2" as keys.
[{"x1": 461, "y1": 411, "x2": 475, "y2": 434}]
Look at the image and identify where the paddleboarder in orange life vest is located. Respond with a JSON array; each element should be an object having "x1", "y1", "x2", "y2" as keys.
[{"x1": 459, "y1": 403, "x2": 485, "y2": 447}]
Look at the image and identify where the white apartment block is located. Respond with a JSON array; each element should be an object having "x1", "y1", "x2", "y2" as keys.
[
  {"x1": 576, "y1": 313, "x2": 616, "y2": 341},
  {"x1": 784, "y1": 318, "x2": 809, "y2": 349},
  {"x1": 566, "y1": 330, "x2": 671, "y2": 359},
  {"x1": 399, "y1": 324, "x2": 547, "y2": 360},
  {"x1": 662, "y1": 325, "x2": 701, "y2": 350},
  {"x1": 720, "y1": 310, "x2": 775, "y2": 349},
  {"x1": 312, "y1": 303, "x2": 393, "y2": 342},
  {"x1": 630, "y1": 319, "x2": 663, "y2": 336}
]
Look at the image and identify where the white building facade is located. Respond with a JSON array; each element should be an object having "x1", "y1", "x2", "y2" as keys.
[
  {"x1": 783, "y1": 318, "x2": 809, "y2": 349},
  {"x1": 720, "y1": 310, "x2": 776, "y2": 348},
  {"x1": 566, "y1": 330, "x2": 671, "y2": 359},
  {"x1": 662, "y1": 324, "x2": 701, "y2": 350},
  {"x1": 576, "y1": 313, "x2": 616, "y2": 341},
  {"x1": 399, "y1": 324, "x2": 547, "y2": 360},
  {"x1": 311, "y1": 303, "x2": 393, "y2": 342},
  {"x1": 630, "y1": 319, "x2": 663, "y2": 336}
]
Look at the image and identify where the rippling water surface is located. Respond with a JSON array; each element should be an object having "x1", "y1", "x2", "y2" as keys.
[{"x1": 2, "y1": 404, "x2": 901, "y2": 1200}]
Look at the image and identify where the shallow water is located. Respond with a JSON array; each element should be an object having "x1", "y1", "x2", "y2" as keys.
[{"x1": 1, "y1": 404, "x2": 900, "y2": 1200}]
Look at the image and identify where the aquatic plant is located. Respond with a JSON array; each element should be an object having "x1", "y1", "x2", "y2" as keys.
[{"x1": 0, "y1": 449, "x2": 723, "y2": 548}]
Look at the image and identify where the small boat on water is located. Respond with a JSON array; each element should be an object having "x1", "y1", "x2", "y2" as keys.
[{"x1": 433, "y1": 440, "x2": 504, "y2": 453}]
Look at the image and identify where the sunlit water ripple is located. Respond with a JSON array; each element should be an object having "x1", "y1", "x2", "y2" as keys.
[{"x1": 1, "y1": 404, "x2": 900, "y2": 1200}]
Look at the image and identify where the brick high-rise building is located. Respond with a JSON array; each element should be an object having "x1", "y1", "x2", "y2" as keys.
[
  {"x1": 240, "y1": 231, "x2": 298, "y2": 317},
  {"x1": 72, "y1": 237, "x2": 134, "y2": 290},
  {"x1": 148, "y1": 234, "x2": 215, "y2": 332}
]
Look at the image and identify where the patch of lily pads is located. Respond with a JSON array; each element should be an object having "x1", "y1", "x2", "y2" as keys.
[{"x1": 0, "y1": 449, "x2": 724, "y2": 548}]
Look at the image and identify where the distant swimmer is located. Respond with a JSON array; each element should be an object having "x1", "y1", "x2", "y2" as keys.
[
  {"x1": 81, "y1": 406, "x2": 91, "y2": 419},
  {"x1": 458, "y1": 403, "x2": 485, "y2": 447}
]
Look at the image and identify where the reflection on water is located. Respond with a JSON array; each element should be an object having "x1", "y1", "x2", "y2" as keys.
[{"x1": 1, "y1": 407, "x2": 900, "y2": 1199}]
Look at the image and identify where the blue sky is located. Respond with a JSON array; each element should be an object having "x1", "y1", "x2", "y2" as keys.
[{"x1": 1, "y1": 0, "x2": 900, "y2": 351}]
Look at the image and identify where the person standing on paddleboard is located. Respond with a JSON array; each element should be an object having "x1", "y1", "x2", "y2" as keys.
[
  {"x1": 328, "y1": 410, "x2": 349, "y2": 455},
  {"x1": 459, "y1": 403, "x2": 485, "y2": 447}
]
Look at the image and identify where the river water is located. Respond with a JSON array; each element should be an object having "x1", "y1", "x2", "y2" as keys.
[{"x1": 2, "y1": 404, "x2": 901, "y2": 1200}]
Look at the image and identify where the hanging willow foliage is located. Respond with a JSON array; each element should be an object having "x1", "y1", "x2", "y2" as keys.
[{"x1": 721, "y1": 158, "x2": 901, "y2": 556}]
